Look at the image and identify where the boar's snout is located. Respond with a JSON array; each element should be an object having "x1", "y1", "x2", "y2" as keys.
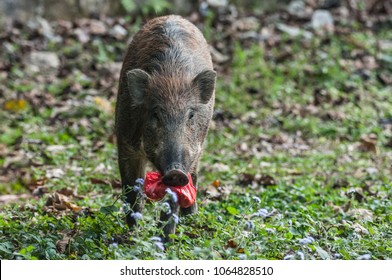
[{"x1": 162, "y1": 164, "x2": 189, "y2": 186}]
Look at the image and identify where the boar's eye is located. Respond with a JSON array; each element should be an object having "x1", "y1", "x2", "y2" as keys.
[
  {"x1": 152, "y1": 111, "x2": 160, "y2": 122},
  {"x1": 188, "y1": 111, "x2": 194, "y2": 120}
]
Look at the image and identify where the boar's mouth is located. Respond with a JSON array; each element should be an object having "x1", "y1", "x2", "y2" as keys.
[{"x1": 162, "y1": 163, "x2": 189, "y2": 187}]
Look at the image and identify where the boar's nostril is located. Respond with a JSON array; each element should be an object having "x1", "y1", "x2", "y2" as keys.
[{"x1": 163, "y1": 169, "x2": 189, "y2": 187}]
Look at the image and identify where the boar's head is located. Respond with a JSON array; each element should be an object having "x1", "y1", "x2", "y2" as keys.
[{"x1": 127, "y1": 69, "x2": 216, "y2": 186}]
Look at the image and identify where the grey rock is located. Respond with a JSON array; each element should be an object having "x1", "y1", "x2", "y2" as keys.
[
  {"x1": 74, "y1": 28, "x2": 90, "y2": 43},
  {"x1": 232, "y1": 16, "x2": 260, "y2": 32},
  {"x1": 238, "y1": 31, "x2": 259, "y2": 40},
  {"x1": 379, "y1": 40, "x2": 392, "y2": 51},
  {"x1": 276, "y1": 23, "x2": 313, "y2": 39},
  {"x1": 46, "y1": 168, "x2": 65, "y2": 179},
  {"x1": 89, "y1": 19, "x2": 107, "y2": 35},
  {"x1": 365, "y1": 167, "x2": 378, "y2": 175},
  {"x1": 27, "y1": 17, "x2": 62, "y2": 42},
  {"x1": 311, "y1": 9, "x2": 334, "y2": 31},
  {"x1": 199, "y1": 1, "x2": 209, "y2": 16},
  {"x1": 287, "y1": 0, "x2": 311, "y2": 19},
  {"x1": 110, "y1": 24, "x2": 128, "y2": 39},
  {"x1": 28, "y1": 51, "x2": 60, "y2": 73},
  {"x1": 207, "y1": 0, "x2": 228, "y2": 8}
]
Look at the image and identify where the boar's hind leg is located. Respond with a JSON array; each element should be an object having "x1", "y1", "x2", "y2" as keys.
[{"x1": 118, "y1": 143, "x2": 146, "y2": 228}]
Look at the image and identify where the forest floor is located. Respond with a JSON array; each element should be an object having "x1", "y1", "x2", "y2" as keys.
[{"x1": 1, "y1": 2, "x2": 391, "y2": 259}]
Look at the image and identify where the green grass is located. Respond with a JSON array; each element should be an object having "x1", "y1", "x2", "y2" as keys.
[{"x1": 0, "y1": 19, "x2": 391, "y2": 260}]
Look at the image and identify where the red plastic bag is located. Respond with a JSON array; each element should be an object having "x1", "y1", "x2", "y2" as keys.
[{"x1": 144, "y1": 172, "x2": 196, "y2": 208}]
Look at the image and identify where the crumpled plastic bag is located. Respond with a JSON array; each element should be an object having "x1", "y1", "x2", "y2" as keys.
[{"x1": 144, "y1": 172, "x2": 196, "y2": 208}]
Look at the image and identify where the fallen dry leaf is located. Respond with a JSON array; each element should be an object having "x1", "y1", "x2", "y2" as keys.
[
  {"x1": 346, "y1": 188, "x2": 365, "y2": 202},
  {"x1": 90, "y1": 177, "x2": 110, "y2": 185},
  {"x1": 202, "y1": 184, "x2": 231, "y2": 201},
  {"x1": 3, "y1": 99, "x2": 28, "y2": 112},
  {"x1": 28, "y1": 177, "x2": 48, "y2": 193},
  {"x1": 327, "y1": 201, "x2": 346, "y2": 213},
  {"x1": 258, "y1": 174, "x2": 277, "y2": 186},
  {"x1": 331, "y1": 178, "x2": 349, "y2": 189},
  {"x1": 64, "y1": 201, "x2": 82, "y2": 212},
  {"x1": 90, "y1": 178, "x2": 121, "y2": 189},
  {"x1": 111, "y1": 179, "x2": 122, "y2": 189},
  {"x1": 57, "y1": 187, "x2": 74, "y2": 196},
  {"x1": 353, "y1": 223, "x2": 369, "y2": 235},
  {"x1": 347, "y1": 208, "x2": 373, "y2": 222},
  {"x1": 46, "y1": 168, "x2": 65, "y2": 179},
  {"x1": 212, "y1": 162, "x2": 230, "y2": 172},
  {"x1": 358, "y1": 134, "x2": 378, "y2": 154},
  {"x1": 0, "y1": 193, "x2": 31, "y2": 204},
  {"x1": 238, "y1": 173, "x2": 276, "y2": 187},
  {"x1": 46, "y1": 192, "x2": 82, "y2": 212},
  {"x1": 237, "y1": 247, "x2": 245, "y2": 253},
  {"x1": 56, "y1": 237, "x2": 70, "y2": 253},
  {"x1": 56, "y1": 230, "x2": 74, "y2": 253},
  {"x1": 285, "y1": 169, "x2": 303, "y2": 176},
  {"x1": 93, "y1": 96, "x2": 113, "y2": 114},
  {"x1": 32, "y1": 186, "x2": 48, "y2": 197},
  {"x1": 226, "y1": 239, "x2": 238, "y2": 249}
]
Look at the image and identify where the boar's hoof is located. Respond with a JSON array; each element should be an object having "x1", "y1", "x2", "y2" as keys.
[{"x1": 163, "y1": 169, "x2": 189, "y2": 187}]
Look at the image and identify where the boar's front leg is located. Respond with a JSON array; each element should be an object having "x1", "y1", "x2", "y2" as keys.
[{"x1": 118, "y1": 141, "x2": 146, "y2": 228}]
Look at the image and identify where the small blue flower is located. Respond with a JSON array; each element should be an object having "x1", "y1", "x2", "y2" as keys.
[
  {"x1": 150, "y1": 236, "x2": 162, "y2": 242},
  {"x1": 283, "y1": 254, "x2": 295, "y2": 260},
  {"x1": 245, "y1": 220, "x2": 255, "y2": 230},
  {"x1": 109, "y1": 242, "x2": 118, "y2": 248},
  {"x1": 165, "y1": 188, "x2": 178, "y2": 203},
  {"x1": 216, "y1": 215, "x2": 223, "y2": 222},
  {"x1": 154, "y1": 241, "x2": 165, "y2": 251},
  {"x1": 162, "y1": 202, "x2": 171, "y2": 215},
  {"x1": 251, "y1": 208, "x2": 269, "y2": 218},
  {"x1": 266, "y1": 228, "x2": 275, "y2": 234},
  {"x1": 130, "y1": 212, "x2": 143, "y2": 220},
  {"x1": 297, "y1": 251, "x2": 304, "y2": 260},
  {"x1": 172, "y1": 214, "x2": 179, "y2": 224},
  {"x1": 135, "y1": 178, "x2": 144, "y2": 185},
  {"x1": 357, "y1": 254, "x2": 371, "y2": 260},
  {"x1": 252, "y1": 196, "x2": 261, "y2": 204},
  {"x1": 133, "y1": 185, "x2": 140, "y2": 192},
  {"x1": 299, "y1": 236, "x2": 315, "y2": 245}
]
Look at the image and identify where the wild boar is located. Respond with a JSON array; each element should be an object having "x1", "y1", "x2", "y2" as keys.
[{"x1": 115, "y1": 15, "x2": 216, "y2": 240}]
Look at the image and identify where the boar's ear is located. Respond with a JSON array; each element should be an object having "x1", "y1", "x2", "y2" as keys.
[
  {"x1": 126, "y1": 69, "x2": 150, "y2": 105},
  {"x1": 192, "y1": 70, "x2": 216, "y2": 104}
]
